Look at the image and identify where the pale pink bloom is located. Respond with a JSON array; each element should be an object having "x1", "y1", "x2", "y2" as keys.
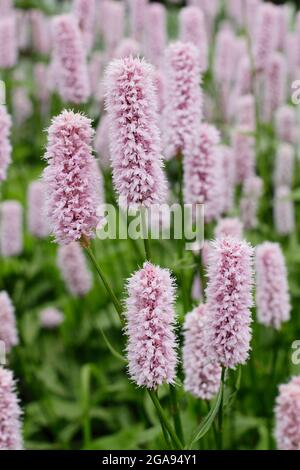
[
  {"x1": 183, "y1": 304, "x2": 221, "y2": 400},
  {"x1": 145, "y1": 2, "x2": 166, "y2": 68},
  {"x1": 179, "y1": 6, "x2": 208, "y2": 72},
  {"x1": 256, "y1": 242, "x2": 290, "y2": 329},
  {"x1": 16, "y1": 10, "x2": 31, "y2": 51},
  {"x1": 88, "y1": 52, "x2": 103, "y2": 95},
  {"x1": 12, "y1": 87, "x2": 33, "y2": 126},
  {"x1": 205, "y1": 238, "x2": 254, "y2": 369},
  {"x1": 73, "y1": 0, "x2": 96, "y2": 52},
  {"x1": 244, "y1": 0, "x2": 260, "y2": 38},
  {"x1": 114, "y1": 38, "x2": 140, "y2": 60},
  {"x1": 0, "y1": 367, "x2": 23, "y2": 450},
  {"x1": 254, "y1": 3, "x2": 278, "y2": 72},
  {"x1": 105, "y1": 57, "x2": 167, "y2": 209},
  {"x1": 94, "y1": 113, "x2": 110, "y2": 168},
  {"x1": 201, "y1": 241, "x2": 211, "y2": 269},
  {"x1": 275, "y1": 376, "x2": 300, "y2": 450},
  {"x1": 227, "y1": 0, "x2": 244, "y2": 26},
  {"x1": 153, "y1": 69, "x2": 166, "y2": 115},
  {"x1": 285, "y1": 33, "x2": 297, "y2": 79},
  {"x1": 39, "y1": 307, "x2": 64, "y2": 329},
  {"x1": 34, "y1": 63, "x2": 50, "y2": 114},
  {"x1": 234, "y1": 57, "x2": 253, "y2": 98},
  {"x1": 30, "y1": 10, "x2": 51, "y2": 55},
  {"x1": 0, "y1": 291, "x2": 18, "y2": 354},
  {"x1": 125, "y1": 262, "x2": 177, "y2": 389},
  {"x1": 275, "y1": 106, "x2": 296, "y2": 144},
  {"x1": 236, "y1": 94, "x2": 255, "y2": 131},
  {"x1": 232, "y1": 129, "x2": 255, "y2": 184},
  {"x1": 263, "y1": 52, "x2": 287, "y2": 122},
  {"x1": 274, "y1": 186, "x2": 295, "y2": 236},
  {"x1": 0, "y1": 201, "x2": 23, "y2": 257},
  {"x1": 129, "y1": 0, "x2": 147, "y2": 41},
  {"x1": 0, "y1": 105, "x2": 12, "y2": 182},
  {"x1": 240, "y1": 176, "x2": 263, "y2": 230},
  {"x1": 276, "y1": 5, "x2": 289, "y2": 51},
  {"x1": 191, "y1": 273, "x2": 202, "y2": 302},
  {"x1": 57, "y1": 242, "x2": 92, "y2": 297},
  {"x1": 27, "y1": 180, "x2": 50, "y2": 239},
  {"x1": 274, "y1": 143, "x2": 294, "y2": 188},
  {"x1": 184, "y1": 124, "x2": 223, "y2": 223},
  {"x1": 0, "y1": 14, "x2": 18, "y2": 68},
  {"x1": 163, "y1": 42, "x2": 202, "y2": 159},
  {"x1": 101, "y1": 1, "x2": 124, "y2": 57},
  {"x1": 219, "y1": 145, "x2": 235, "y2": 213},
  {"x1": 0, "y1": 0, "x2": 13, "y2": 15},
  {"x1": 214, "y1": 218, "x2": 243, "y2": 240},
  {"x1": 43, "y1": 110, "x2": 99, "y2": 245},
  {"x1": 51, "y1": 14, "x2": 90, "y2": 104},
  {"x1": 214, "y1": 28, "x2": 236, "y2": 85}
]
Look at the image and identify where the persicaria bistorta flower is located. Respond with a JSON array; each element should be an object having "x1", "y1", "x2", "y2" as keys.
[
  {"x1": 0, "y1": 14, "x2": 18, "y2": 68},
  {"x1": 263, "y1": 52, "x2": 287, "y2": 122},
  {"x1": 125, "y1": 262, "x2": 177, "y2": 389},
  {"x1": 114, "y1": 38, "x2": 140, "y2": 60},
  {"x1": 144, "y1": 2, "x2": 166, "y2": 68},
  {"x1": 30, "y1": 10, "x2": 51, "y2": 55},
  {"x1": 57, "y1": 242, "x2": 93, "y2": 297},
  {"x1": 184, "y1": 124, "x2": 223, "y2": 223},
  {"x1": 254, "y1": 2, "x2": 278, "y2": 72},
  {"x1": 0, "y1": 201, "x2": 23, "y2": 257},
  {"x1": 0, "y1": 367, "x2": 23, "y2": 450},
  {"x1": 205, "y1": 237, "x2": 254, "y2": 369},
  {"x1": 214, "y1": 217, "x2": 243, "y2": 240},
  {"x1": 274, "y1": 186, "x2": 295, "y2": 236},
  {"x1": 0, "y1": 291, "x2": 18, "y2": 354},
  {"x1": 240, "y1": 176, "x2": 263, "y2": 230},
  {"x1": 183, "y1": 304, "x2": 221, "y2": 400},
  {"x1": 129, "y1": 0, "x2": 147, "y2": 41},
  {"x1": 0, "y1": 105, "x2": 12, "y2": 182},
  {"x1": 163, "y1": 41, "x2": 202, "y2": 159},
  {"x1": 51, "y1": 14, "x2": 90, "y2": 104},
  {"x1": 73, "y1": 0, "x2": 96, "y2": 52},
  {"x1": 255, "y1": 242, "x2": 290, "y2": 330},
  {"x1": 275, "y1": 376, "x2": 300, "y2": 450},
  {"x1": 274, "y1": 143, "x2": 294, "y2": 188},
  {"x1": 43, "y1": 110, "x2": 99, "y2": 245},
  {"x1": 105, "y1": 57, "x2": 167, "y2": 209},
  {"x1": 275, "y1": 105, "x2": 296, "y2": 144},
  {"x1": 179, "y1": 6, "x2": 208, "y2": 71},
  {"x1": 39, "y1": 307, "x2": 64, "y2": 329},
  {"x1": 27, "y1": 180, "x2": 50, "y2": 239}
]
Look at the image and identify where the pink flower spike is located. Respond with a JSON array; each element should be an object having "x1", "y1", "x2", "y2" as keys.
[
  {"x1": 254, "y1": 3, "x2": 278, "y2": 73},
  {"x1": 27, "y1": 180, "x2": 50, "y2": 239},
  {"x1": 105, "y1": 57, "x2": 167, "y2": 210},
  {"x1": 0, "y1": 14, "x2": 17, "y2": 69},
  {"x1": 43, "y1": 110, "x2": 99, "y2": 245},
  {"x1": 263, "y1": 52, "x2": 287, "y2": 122},
  {"x1": 145, "y1": 2, "x2": 166, "y2": 68},
  {"x1": 114, "y1": 38, "x2": 140, "y2": 60},
  {"x1": 163, "y1": 41, "x2": 202, "y2": 159},
  {"x1": 0, "y1": 201, "x2": 23, "y2": 257},
  {"x1": 274, "y1": 186, "x2": 295, "y2": 236},
  {"x1": 256, "y1": 242, "x2": 290, "y2": 330},
  {"x1": 73, "y1": 0, "x2": 96, "y2": 52},
  {"x1": 0, "y1": 291, "x2": 18, "y2": 354},
  {"x1": 0, "y1": 367, "x2": 23, "y2": 450},
  {"x1": 0, "y1": 105, "x2": 12, "y2": 182},
  {"x1": 179, "y1": 6, "x2": 208, "y2": 72},
  {"x1": 275, "y1": 376, "x2": 300, "y2": 450},
  {"x1": 125, "y1": 262, "x2": 177, "y2": 389},
  {"x1": 39, "y1": 307, "x2": 64, "y2": 329},
  {"x1": 129, "y1": 0, "x2": 147, "y2": 41},
  {"x1": 51, "y1": 14, "x2": 90, "y2": 104},
  {"x1": 183, "y1": 304, "x2": 221, "y2": 400},
  {"x1": 275, "y1": 105, "x2": 296, "y2": 144},
  {"x1": 214, "y1": 218, "x2": 243, "y2": 240},
  {"x1": 240, "y1": 176, "x2": 263, "y2": 230},
  {"x1": 57, "y1": 242, "x2": 93, "y2": 297},
  {"x1": 205, "y1": 237, "x2": 254, "y2": 369},
  {"x1": 274, "y1": 143, "x2": 294, "y2": 188},
  {"x1": 30, "y1": 10, "x2": 51, "y2": 55}
]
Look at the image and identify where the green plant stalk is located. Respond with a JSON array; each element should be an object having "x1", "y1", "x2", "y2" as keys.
[
  {"x1": 140, "y1": 208, "x2": 151, "y2": 261},
  {"x1": 81, "y1": 365, "x2": 92, "y2": 448},
  {"x1": 217, "y1": 367, "x2": 226, "y2": 450},
  {"x1": 169, "y1": 384, "x2": 184, "y2": 446},
  {"x1": 84, "y1": 244, "x2": 124, "y2": 325},
  {"x1": 148, "y1": 390, "x2": 183, "y2": 450}
]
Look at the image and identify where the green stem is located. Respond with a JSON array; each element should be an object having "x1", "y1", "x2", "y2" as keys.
[
  {"x1": 84, "y1": 245, "x2": 124, "y2": 325},
  {"x1": 140, "y1": 208, "x2": 151, "y2": 261},
  {"x1": 148, "y1": 390, "x2": 183, "y2": 450},
  {"x1": 217, "y1": 367, "x2": 226, "y2": 450},
  {"x1": 169, "y1": 384, "x2": 184, "y2": 446}
]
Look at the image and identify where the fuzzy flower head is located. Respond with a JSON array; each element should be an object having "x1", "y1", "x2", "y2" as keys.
[
  {"x1": 179, "y1": 6, "x2": 208, "y2": 72},
  {"x1": 184, "y1": 123, "x2": 223, "y2": 223},
  {"x1": 0, "y1": 201, "x2": 23, "y2": 257},
  {"x1": 73, "y1": 0, "x2": 96, "y2": 52},
  {"x1": 205, "y1": 237, "x2": 254, "y2": 369},
  {"x1": 114, "y1": 38, "x2": 140, "y2": 60},
  {"x1": 43, "y1": 110, "x2": 99, "y2": 245},
  {"x1": 263, "y1": 52, "x2": 287, "y2": 122},
  {"x1": 0, "y1": 105, "x2": 12, "y2": 182},
  {"x1": 125, "y1": 262, "x2": 177, "y2": 389},
  {"x1": 254, "y1": 3, "x2": 278, "y2": 72},
  {"x1": 129, "y1": 0, "x2": 147, "y2": 41},
  {"x1": 0, "y1": 367, "x2": 23, "y2": 450},
  {"x1": 163, "y1": 41, "x2": 202, "y2": 159},
  {"x1": 214, "y1": 218, "x2": 243, "y2": 240},
  {"x1": 274, "y1": 186, "x2": 295, "y2": 236},
  {"x1": 275, "y1": 106, "x2": 296, "y2": 144},
  {"x1": 39, "y1": 307, "x2": 64, "y2": 329},
  {"x1": 274, "y1": 143, "x2": 294, "y2": 188},
  {"x1": 101, "y1": 1, "x2": 124, "y2": 56},
  {"x1": 219, "y1": 145, "x2": 235, "y2": 213},
  {"x1": 183, "y1": 304, "x2": 221, "y2": 400},
  {"x1": 105, "y1": 57, "x2": 167, "y2": 210},
  {"x1": 275, "y1": 376, "x2": 300, "y2": 450},
  {"x1": 51, "y1": 14, "x2": 90, "y2": 104},
  {"x1": 0, "y1": 291, "x2": 18, "y2": 354},
  {"x1": 57, "y1": 242, "x2": 93, "y2": 297},
  {"x1": 236, "y1": 94, "x2": 255, "y2": 131},
  {"x1": 256, "y1": 242, "x2": 290, "y2": 330},
  {"x1": 144, "y1": 2, "x2": 166, "y2": 68},
  {"x1": 232, "y1": 129, "x2": 255, "y2": 184},
  {"x1": 0, "y1": 14, "x2": 18, "y2": 68},
  {"x1": 94, "y1": 113, "x2": 111, "y2": 168},
  {"x1": 27, "y1": 180, "x2": 50, "y2": 239},
  {"x1": 30, "y1": 10, "x2": 51, "y2": 55},
  {"x1": 240, "y1": 176, "x2": 263, "y2": 230}
]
